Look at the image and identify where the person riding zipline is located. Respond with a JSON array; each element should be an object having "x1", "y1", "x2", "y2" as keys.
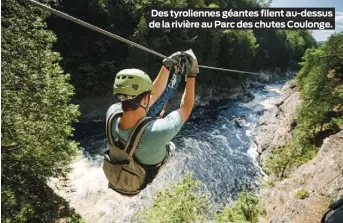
[{"x1": 103, "y1": 50, "x2": 199, "y2": 195}]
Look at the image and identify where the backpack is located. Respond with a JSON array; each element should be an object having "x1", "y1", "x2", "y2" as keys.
[{"x1": 103, "y1": 109, "x2": 154, "y2": 195}]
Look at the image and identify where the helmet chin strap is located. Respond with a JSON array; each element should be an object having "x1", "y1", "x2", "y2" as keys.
[
  {"x1": 126, "y1": 92, "x2": 151, "y2": 115},
  {"x1": 140, "y1": 104, "x2": 150, "y2": 114},
  {"x1": 140, "y1": 93, "x2": 151, "y2": 114}
]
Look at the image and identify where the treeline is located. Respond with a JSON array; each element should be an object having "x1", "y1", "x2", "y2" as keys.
[
  {"x1": 48, "y1": 0, "x2": 317, "y2": 98},
  {"x1": 133, "y1": 173, "x2": 265, "y2": 223},
  {"x1": 265, "y1": 33, "x2": 343, "y2": 179},
  {"x1": 1, "y1": 0, "x2": 318, "y2": 222},
  {"x1": 1, "y1": 0, "x2": 82, "y2": 222},
  {"x1": 132, "y1": 34, "x2": 343, "y2": 223}
]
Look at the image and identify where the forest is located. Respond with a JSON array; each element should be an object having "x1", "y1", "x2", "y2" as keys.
[
  {"x1": 2, "y1": 0, "x2": 340, "y2": 222},
  {"x1": 264, "y1": 33, "x2": 343, "y2": 179}
]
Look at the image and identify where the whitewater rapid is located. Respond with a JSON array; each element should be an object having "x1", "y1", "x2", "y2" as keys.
[{"x1": 49, "y1": 82, "x2": 284, "y2": 223}]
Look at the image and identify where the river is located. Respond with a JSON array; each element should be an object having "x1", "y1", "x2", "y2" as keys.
[{"x1": 49, "y1": 81, "x2": 285, "y2": 223}]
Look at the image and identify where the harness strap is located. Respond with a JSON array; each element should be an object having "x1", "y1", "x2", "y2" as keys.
[
  {"x1": 106, "y1": 112, "x2": 121, "y2": 146},
  {"x1": 106, "y1": 110, "x2": 154, "y2": 157},
  {"x1": 125, "y1": 117, "x2": 154, "y2": 156},
  {"x1": 148, "y1": 72, "x2": 181, "y2": 117}
]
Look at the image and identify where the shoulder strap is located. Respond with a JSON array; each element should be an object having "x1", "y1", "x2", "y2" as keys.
[
  {"x1": 125, "y1": 117, "x2": 154, "y2": 156},
  {"x1": 106, "y1": 111, "x2": 122, "y2": 145},
  {"x1": 106, "y1": 103, "x2": 123, "y2": 145},
  {"x1": 106, "y1": 106, "x2": 154, "y2": 155}
]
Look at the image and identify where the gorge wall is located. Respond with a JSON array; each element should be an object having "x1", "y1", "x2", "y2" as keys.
[{"x1": 254, "y1": 80, "x2": 343, "y2": 223}]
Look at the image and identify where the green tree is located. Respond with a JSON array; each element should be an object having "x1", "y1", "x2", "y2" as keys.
[
  {"x1": 264, "y1": 33, "x2": 343, "y2": 179},
  {"x1": 48, "y1": 0, "x2": 136, "y2": 97},
  {"x1": 215, "y1": 191, "x2": 265, "y2": 223},
  {"x1": 1, "y1": 0, "x2": 80, "y2": 221},
  {"x1": 125, "y1": 15, "x2": 160, "y2": 76},
  {"x1": 253, "y1": 30, "x2": 316, "y2": 71},
  {"x1": 297, "y1": 33, "x2": 343, "y2": 136},
  {"x1": 134, "y1": 174, "x2": 265, "y2": 223},
  {"x1": 133, "y1": 173, "x2": 208, "y2": 223},
  {"x1": 218, "y1": 30, "x2": 258, "y2": 71}
]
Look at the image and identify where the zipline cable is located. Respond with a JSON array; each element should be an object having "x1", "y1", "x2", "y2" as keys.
[{"x1": 25, "y1": 0, "x2": 260, "y2": 75}]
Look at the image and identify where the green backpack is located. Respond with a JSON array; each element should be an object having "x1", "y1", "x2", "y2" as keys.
[{"x1": 103, "y1": 111, "x2": 154, "y2": 195}]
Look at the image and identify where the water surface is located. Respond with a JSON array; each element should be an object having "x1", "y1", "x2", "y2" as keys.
[{"x1": 49, "y1": 82, "x2": 284, "y2": 222}]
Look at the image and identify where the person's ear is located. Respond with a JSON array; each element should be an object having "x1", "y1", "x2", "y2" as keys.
[{"x1": 141, "y1": 95, "x2": 148, "y2": 106}]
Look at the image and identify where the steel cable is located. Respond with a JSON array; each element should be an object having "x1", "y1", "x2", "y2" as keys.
[{"x1": 25, "y1": 0, "x2": 260, "y2": 75}]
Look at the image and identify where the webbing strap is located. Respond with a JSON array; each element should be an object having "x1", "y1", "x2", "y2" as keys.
[
  {"x1": 125, "y1": 117, "x2": 154, "y2": 156},
  {"x1": 106, "y1": 112, "x2": 154, "y2": 157},
  {"x1": 148, "y1": 73, "x2": 181, "y2": 117},
  {"x1": 122, "y1": 117, "x2": 149, "y2": 151},
  {"x1": 106, "y1": 112, "x2": 121, "y2": 146}
]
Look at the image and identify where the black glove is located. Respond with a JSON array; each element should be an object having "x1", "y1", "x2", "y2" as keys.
[
  {"x1": 162, "y1": 52, "x2": 184, "y2": 69},
  {"x1": 183, "y1": 49, "x2": 199, "y2": 77}
]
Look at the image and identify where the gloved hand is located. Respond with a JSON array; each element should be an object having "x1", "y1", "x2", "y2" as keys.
[
  {"x1": 162, "y1": 51, "x2": 184, "y2": 70},
  {"x1": 183, "y1": 49, "x2": 199, "y2": 77}
]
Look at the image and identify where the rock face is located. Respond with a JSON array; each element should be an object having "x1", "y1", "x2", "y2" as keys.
[
  {"x1": 75, "y1": 84, "x2": 253, "y2": 122},
  {"x1": 74, "y1": 71, "x2": 290, "y2": 122},
  {"x1": 260, "y1": 131, "x2": 343, "y2": 223},
  {"x1": 254, "y1": 79, "x2": 343, "y2": 223},
  {"x1": 74, "y1": 92, "x2": 117, "y2": 122},
  {"x1": 254, "y1": 79, "x2": 301, "y2": 163}
]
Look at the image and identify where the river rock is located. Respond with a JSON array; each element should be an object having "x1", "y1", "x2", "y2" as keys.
[
  {"x1": 253, "y1": 79, "x2": 301, "y2": 163},
  {"x1": 249, "y1": 69, "x2": 295, "y2": 83},
  {"x1": 234, "y1": 117, "x2": 246, "y2": 128},
  {"x1": 260, "y1": 130, "x2": 343, "y2": 223},
  {"x1": 75, "y1": 92, "x2": 118, "y2": 122}
]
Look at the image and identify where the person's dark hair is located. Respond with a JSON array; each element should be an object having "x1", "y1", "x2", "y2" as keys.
[{"x1": 120, "y1": 91, "x2": 150, "y2": 112}]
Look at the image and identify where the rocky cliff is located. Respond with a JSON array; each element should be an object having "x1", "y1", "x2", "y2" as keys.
[
  {"x1": 260, "y1": 131, "x2": 343, "y2": 223},
  {"x1": 254, "y1": 79, "x2": 301, "y2": 163},
  {"x1": 254, "y1": 80, "x2": 343, "y2": 223}
]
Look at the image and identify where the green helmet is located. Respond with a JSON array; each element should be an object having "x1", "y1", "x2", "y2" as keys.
[{"x1": 113, "y1": 69, "x2": 152, "y2": 97}]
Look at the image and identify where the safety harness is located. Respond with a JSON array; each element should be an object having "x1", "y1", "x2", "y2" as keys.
[
  {"x1": 148, "y1": 71, "x2": 182, "y2": 117},
  {"x1": 103, "y1": 106, "x2": 155, "y2": 195},
  {"x1": 103, "y1": 53, "x2": 187, "y2": 195},
  {"x1": 103, "y1": 104, "x2": 173, "y2": 195}
]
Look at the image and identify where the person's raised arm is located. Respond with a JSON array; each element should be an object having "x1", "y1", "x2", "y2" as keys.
[
  {"x1": 177, "y1": 78, "x2": 195, "y2": 124},
  {"x1": 149, "y1": 65, "x2": 169, "y2": 106},
  {"x1": 149, "y1": 52, "x2": 184, "y2": 106},
  {"x1": 176, "y1": 50, "x2": 199, "y2": 124}
]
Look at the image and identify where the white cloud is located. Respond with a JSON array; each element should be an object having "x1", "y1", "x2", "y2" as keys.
[
  {"x1": 336, "y1": 11, "x2": 343, "y2": 29},
  {"x1": 312, "y1": 11, "x2": 343, "y2": 42},
  {"x1": 312, "y1": 30, "x2": 335, "y2": 42}
]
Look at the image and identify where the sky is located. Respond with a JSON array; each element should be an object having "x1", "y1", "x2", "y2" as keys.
[{"x1": 270, "y1": 0, "x2": 343, "y2": 41}]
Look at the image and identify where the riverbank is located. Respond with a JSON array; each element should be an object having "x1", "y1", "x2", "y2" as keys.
[
  {"x1": 253, "y1": 79, "x2": 300, "y2": 164},
  {"x1": 254, "y1": 79, "x2": 343, "y2": 223}
]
